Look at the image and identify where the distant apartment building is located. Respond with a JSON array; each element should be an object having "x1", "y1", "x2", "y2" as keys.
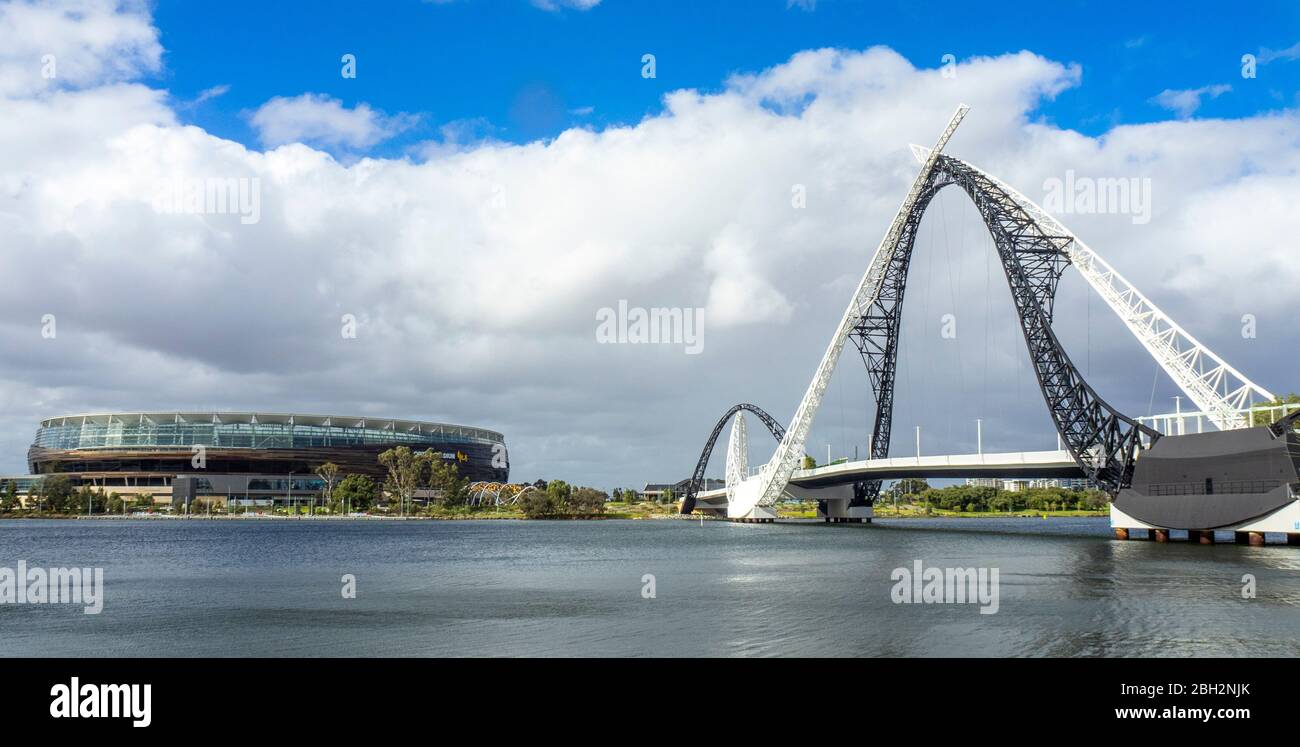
[
  {"x1": 641, "y1": 478, "x2": 723, "y2": 501},
  {"x1": 964, "y1": 477, "x2": 1098, "y2": 492}
]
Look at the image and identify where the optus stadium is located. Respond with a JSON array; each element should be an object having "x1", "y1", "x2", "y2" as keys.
[{"x1": 19, "y1": 412, "x2": 507, "y2": 507}]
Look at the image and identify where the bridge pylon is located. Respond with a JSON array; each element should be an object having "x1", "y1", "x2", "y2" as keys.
[{"x1": 724, "y1": 104, "x2": 972, "y2": 521}]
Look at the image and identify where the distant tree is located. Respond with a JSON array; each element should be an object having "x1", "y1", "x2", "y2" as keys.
[
  {"x1": 379, "y1": 446, "x2": 432, "y2": 515},
  {"x1": 895, "y1": 478, "x2": 931, "y2": 498},
  {"x1": 661, "y1": 487, "x2": 674, "y2": 505},
  {"x1": 546, "y1": 480, "x2": 572, "y2": 505},
  {"x1": 74, "y1": 486, "x2": 106, "y2": 514},
  {"x1": 570, "y1": 487, "x2": 608, "y2": 515},
  {"x1": 314, "y1": 462, "x2": 341, "y2": 513},
  {"x1": 520, "y1": 487, "x2": 564, "y2": 518},
  {"x1": 801, "y1": 455, "x2": 816, "y2": 469},
  {"x1": 1024, "y1": 489, "x2": 1058, "y2": 512},
  {"x1": 0, "y1": 481, "x2": 18, "y2": 512},
  {"x1": 625, "y1": 487, "x2": 640, "y2": 504},
  {"x1": 335, "y1": 474, "x2": 378, "y2": 512},
  {"x1": 37, "y1": 475, "x2": 74, "y2": 513},
  {"x1": 428, "y1": 459, "x2": 469, "y2": 507},
  {"x1": 915, "y1": 485, "x2": 1020, "y2": 513},
  {"x1": 1080, "y1": 489, "x2": 1108, "y2": 510}
]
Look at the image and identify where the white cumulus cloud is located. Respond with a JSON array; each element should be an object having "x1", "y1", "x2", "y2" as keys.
[
  {"x1": 0, "y1": 0, "x2": 161, "y2": 96},
  {"x1": 249, "y1": 93, "x2": 419, "y2": 150},
  {"x1": 1151, "y1": 83, "x2": 1231, "y2": 118}
]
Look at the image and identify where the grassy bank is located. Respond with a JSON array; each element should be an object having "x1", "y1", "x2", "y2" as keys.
[
  {"x1": 0, "y1": 500, "x2": 688, "y2": 521},
  {"x1": 775, "y1": 504, "x2": 1107, "y2": 519},
  {"x1": 2, "y1": 503, "x2": 1106, "y2": 521}
]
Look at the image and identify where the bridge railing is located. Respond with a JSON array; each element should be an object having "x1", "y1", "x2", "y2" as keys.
[{"x1": 1137, "y1": 403, "x2": 1300, "y2": 444}]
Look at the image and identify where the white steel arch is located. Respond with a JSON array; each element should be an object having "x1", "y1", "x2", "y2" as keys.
[
  {"x1": 728, "y1": 105, "x2": 970, "y2": 518},
  {"x1": 724, "y1": 413, "x2": 749, "y2": 505}
]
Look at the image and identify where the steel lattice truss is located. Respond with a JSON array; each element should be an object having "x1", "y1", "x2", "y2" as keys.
[
  {"x1": 927, "y1": 156, "x2": 1156, "y2": 493},
  {"x1": 847, "y1": 160, "x2": 1079, "y2": 505},
  {"x1": 681, "y1": 403, "x2": 785, "y2": 514},
  {"x1": 940, "y1": 159, "x2": 1276, "y2": 430},
  {"x1": 726, "y1": 107, "x2": 973, "y2": 516},
  {"x1": 809, "y1": 152, "x2": 1157, "y2": 506},
  {"x1": 843, "y1": 183, "x2": 939, "y2": 507}
]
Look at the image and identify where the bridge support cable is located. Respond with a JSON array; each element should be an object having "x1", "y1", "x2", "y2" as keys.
[
  {"x1": 933, "y1": 156, "x2": 1158, "y2": 492},
  {"x1": 842, "y1": 155, "x2": 1076, "y2": 504},
  {"x1": 841, "y1": 152, "x2": 1156, "y2": 499},
  {"x1": 935, "y1": 155, "x2": 1275, "y2": 430}
]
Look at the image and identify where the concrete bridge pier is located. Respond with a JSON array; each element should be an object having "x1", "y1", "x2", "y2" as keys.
[
  {"x1": 817, "y1": 498, "x2": 872, "y2": 524},
  {"x1": 728, "y1": 505, "x2": 777, "y2": 524},
  {"x1": 1234, "y1": 531, "x2": 1266, "y2": 547},
  {"x1": 1112, "y1": 501, "x2": 1300, "y2": 547}
]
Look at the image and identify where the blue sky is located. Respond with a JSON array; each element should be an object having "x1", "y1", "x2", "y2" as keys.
[{"x1": 154, "y1": 0, "x2": 1300, "y2": 156}]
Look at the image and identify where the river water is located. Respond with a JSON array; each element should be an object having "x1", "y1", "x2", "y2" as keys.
[{"x1": 1, "y1": 517, "x2": 1296, "y2": 657}]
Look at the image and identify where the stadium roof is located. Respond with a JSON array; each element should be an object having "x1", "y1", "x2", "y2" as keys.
[{"x1": 39, "y1": 412, "x2": 504, "y2": 443}]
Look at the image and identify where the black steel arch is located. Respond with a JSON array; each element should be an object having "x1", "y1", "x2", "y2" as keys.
[
  {"x1": 679, "y1": 403, "x2": 786, "y2": 514},
  {"x1": 847, "y1": 154, "x2": 1159, "y2": 502}
]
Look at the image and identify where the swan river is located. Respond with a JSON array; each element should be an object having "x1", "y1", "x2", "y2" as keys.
[{"x1": 1, "y1": 516, "x2": 1297, "y2": 657}]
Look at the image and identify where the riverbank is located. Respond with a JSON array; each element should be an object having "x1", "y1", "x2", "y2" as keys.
[
  {"x1": 776, "y1": 505, "x2": 1107, "y2": 519},
  {"x1": 0, "y1": 500, "x2": 691, "y2": 521},
  {"x1": 0, "y1": 503, "x2": 1104, "y2": 521}
]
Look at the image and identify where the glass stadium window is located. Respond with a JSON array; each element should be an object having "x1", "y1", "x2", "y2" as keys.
[
  {"x1": 154, "y1": 423, "x2": 178, "y2": 446},
  {"x1": 128, "y1": 424, "x2": 151, "y2": 446},
  {"x1": 187, "y1": 425, "x2": 214, "y2": 446},
  {"x1": 220, "y1": 424, "x2": 253, "y2": 448}
]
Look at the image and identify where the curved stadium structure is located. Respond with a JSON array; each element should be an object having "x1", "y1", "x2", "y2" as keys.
[{"x1": 24, "y1": 412, "x2": 507, "y2": 506}]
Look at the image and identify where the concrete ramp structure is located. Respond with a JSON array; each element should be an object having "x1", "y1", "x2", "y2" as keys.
[{"x1": 1113, "y1": 411, "x2": 1300, "y2": 542}]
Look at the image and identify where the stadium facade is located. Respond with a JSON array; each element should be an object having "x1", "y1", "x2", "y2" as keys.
[{"x1": 11, "y1": 412, "x2": 507, "y2": 506}]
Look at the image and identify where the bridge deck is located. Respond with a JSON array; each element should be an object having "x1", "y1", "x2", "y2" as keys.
[{"x1": 695, "y1": 450, "x2": 1084, "y2": 501}]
